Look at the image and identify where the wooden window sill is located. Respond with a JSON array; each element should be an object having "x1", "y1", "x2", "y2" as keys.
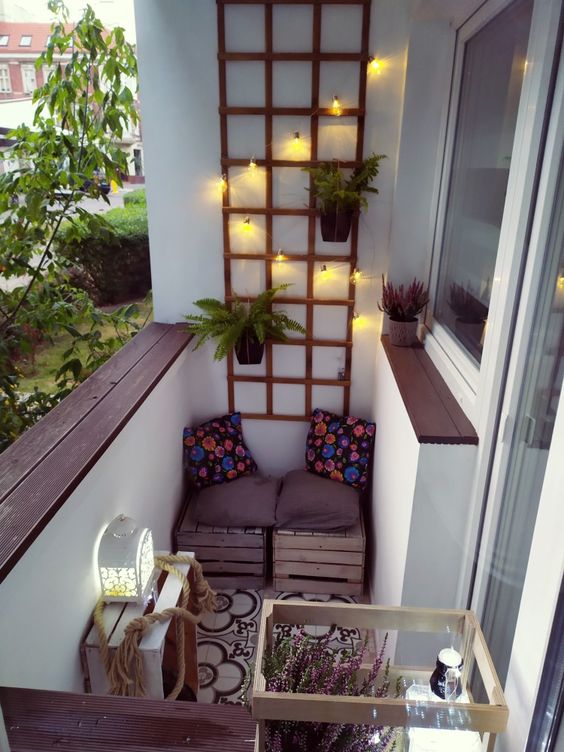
[{"x1": 381, "y1": 335, "x2": 478, "y2": 445}]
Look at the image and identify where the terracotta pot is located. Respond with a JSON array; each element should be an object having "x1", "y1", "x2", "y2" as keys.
[
  {"x1": 320, "y1": 209, "x2": 353, "y2": 242},
  {"x1": 388, "y1": 318, "x2": 418, "y2": 347},
  {"x1": 235, "y1": 334, "x2": 264, "y2": 364}
]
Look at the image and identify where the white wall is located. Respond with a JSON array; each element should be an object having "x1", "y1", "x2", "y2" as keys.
[
  {"x1": 369, "y1": 346, "x2": 419, "y2": 606},
  {"x1": 135, "y1": 0, "x2": 411, "y2": 469},
  {"x1": 0, "y1": 344, "x2": 225, "y2": 692}
]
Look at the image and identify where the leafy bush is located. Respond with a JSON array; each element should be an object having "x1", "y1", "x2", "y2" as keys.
[
  {"x1": 58, "y1": 204, "x2": 151, "y2": 304},
  {"x1": 123, "y1": 188, "x2": 146, "y2": 207}
]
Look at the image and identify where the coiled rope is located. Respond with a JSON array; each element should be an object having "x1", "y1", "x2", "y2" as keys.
[{"x1": 93, "y1": 554, "x2": 216, "y2": 700}]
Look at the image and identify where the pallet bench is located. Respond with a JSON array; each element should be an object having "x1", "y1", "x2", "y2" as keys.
[
  {"x1": 175, "y1": 498, "x2": 266, "y2": 590},
  {"x1": 273, "y1": 510, "x2": 365, "y2": 596}
]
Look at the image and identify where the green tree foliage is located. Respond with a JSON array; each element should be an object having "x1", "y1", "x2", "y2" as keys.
[{"x1": 0, "y1": 0, "x2": 144, "y2": 452}]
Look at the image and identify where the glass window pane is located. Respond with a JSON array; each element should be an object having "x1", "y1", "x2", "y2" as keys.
[
  {"x1": 479, "y1": 158, "x2": 564, "y2": 689},
  {"x1": 434, "y1": 0, "x2": 533, "y2": 363}
]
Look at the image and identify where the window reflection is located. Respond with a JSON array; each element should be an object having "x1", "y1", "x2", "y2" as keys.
[{"x1": 434, "y1": 0, "x2": 533, "y2": 363}]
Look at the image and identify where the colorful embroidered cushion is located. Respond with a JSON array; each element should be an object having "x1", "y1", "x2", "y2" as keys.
[
  {"x1": 305, "y1": 408, "x2": 375, "y2": 490},
  {"x1": 183, "y1": 412, "x2": 257, "y2": 488}
]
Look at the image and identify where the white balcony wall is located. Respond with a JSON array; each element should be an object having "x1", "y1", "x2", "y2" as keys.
[
  {"x1": 0, "y1": 344, "x2": 225, "y2": 692},
  {"x1": 369, "y1": 347, "x2": 477, "y2": 626},
  {"x1": 134, "y1": 0, "x2": 410, "y2": 472}
]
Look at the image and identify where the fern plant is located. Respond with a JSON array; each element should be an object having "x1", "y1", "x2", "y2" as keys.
[
  {"x1": 185, "y1": 284, "x2": 306, "y2": 361},
  {"x1": 303, "y1": 152, "x2": 386, "y2": 213}
]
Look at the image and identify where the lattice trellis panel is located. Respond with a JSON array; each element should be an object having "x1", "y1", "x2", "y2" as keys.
[{"x1": 217, "y1": 0, "x2": 371, "y2": 421}]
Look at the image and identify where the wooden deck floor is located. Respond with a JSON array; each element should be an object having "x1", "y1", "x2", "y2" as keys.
[{"x1": 0, "y1": 686, "x2": 256, "y2": 751}]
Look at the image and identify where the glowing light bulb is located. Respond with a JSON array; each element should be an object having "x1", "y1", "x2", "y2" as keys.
[
  {"x1": 350, "y1": 267, "x2": 361, "y2": 284},
  {"x1": 219, "y1": 173, "x2": 227, "y2": 192},
  {"x1": 320, "y1": 264, "x2": 328, "y2": 276},
  {"x1": 331, "y1": 95, "x2": 342, "y2": 117},
  {"x1": 248, "y1": 156, "x2": 257, "y2": 171},
  {"x1": 353, "y1": 310, "x2": 360, "y2": 320},
  {"x1": 275, "y1": 249, "x2": 285, "y2": 262},
  {"x1": 242, "y1": 216, "x2": 251, "y2": 231},
  {"x1": 558, "y1": 275, "x2": 564, "y2": 290},
  {"x1": 293, "y1": 131, "x2": 300, "y2": 145},
  {"x1": 368, "y1": 56, "x2": 383, "y2": 74}
]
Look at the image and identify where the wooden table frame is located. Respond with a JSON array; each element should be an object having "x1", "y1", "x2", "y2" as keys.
[{"x1": 252, "y1": 600, "x2": 508, "y2": 751}]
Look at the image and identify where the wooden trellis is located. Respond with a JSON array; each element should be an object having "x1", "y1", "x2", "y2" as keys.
[{"x1": 217, "y1": 0, "x2": 371, "y2": 421}]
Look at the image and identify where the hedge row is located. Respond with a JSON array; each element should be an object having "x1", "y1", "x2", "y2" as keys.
[
  {"x1": 58, "y1": 203, "x2": 151, "y2": 305},
  {"x1": 123, "y1": 188, "x2": 146, "y2": 207}
]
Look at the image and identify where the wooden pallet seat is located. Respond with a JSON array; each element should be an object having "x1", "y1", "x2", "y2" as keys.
[
  {"x1": 175, "y1": 498, "x2": 266, "y2": 590},
  {"x1": 273, "y1": 510, "x2": 365, "y2": 596}
]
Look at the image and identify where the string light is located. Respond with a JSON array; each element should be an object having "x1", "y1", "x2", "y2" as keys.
[
  {"x1": 293, "y1": 131, "x2": 300, "y2": 145},
  {"x1": 242, "y1": 216, "x2": 251, "y2": 231},
  {"x1": 350, "y1": 267, "x2": 362, "y2": 284},
  {"x1": 331, "y1": 95, "x2": 342, "y2": 117},
  {"x1": 368, "y1": 56, "x2": 383, "y2": 74},
  {"x1": 275, "y1": 248, "x2": 285, "y2": 262},
  {"x1": 248, "y1": 156, "x2": 257, "y2": 170},
  {"x1": 219, "y1": 173, "x2": 227, "y2": 192},
  {"x1": 320, "y1": 263, "x2": 328, "y2": 276},
  {"x1": 353, "y1": 311, "x2": 360, "y2": 320}
]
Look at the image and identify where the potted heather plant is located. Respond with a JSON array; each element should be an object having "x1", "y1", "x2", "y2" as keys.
[
  {"x1": 251, "y1": 628, "x2": 399, "y2": 752},
  {"x1": 185, "y1": 284, "x2": 305, "y2": 364},
  {"x1": 378, "y1": 275, "x2": 429, "y2": 347},
  {"x1": 303, "y1": 153, "x2": 386, "y2": 242}
]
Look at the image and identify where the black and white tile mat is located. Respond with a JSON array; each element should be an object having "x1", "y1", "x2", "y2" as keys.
[{"x1": 197, "y1": 589, "x2": 361, "y2": 705}]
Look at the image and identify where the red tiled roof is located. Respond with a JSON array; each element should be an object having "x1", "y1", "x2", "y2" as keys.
[{"x1": 0, "y1": 22, "x2": 72, "y2": 55}]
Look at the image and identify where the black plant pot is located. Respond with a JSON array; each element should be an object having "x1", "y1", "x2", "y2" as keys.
[
  {"x1": 235, "y1": 335, "x2": 264, "y2": 365},
  {"x1": 320, "y1": 209, "x2": 354, "y2": 242}
]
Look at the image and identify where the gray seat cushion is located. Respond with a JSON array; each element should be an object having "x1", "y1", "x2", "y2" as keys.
[
  {"x1": 275, "y1": 469, "x2": 360, "y2": 531},
  {"x1": 195, "y1": 474, "x2": 278, "y2": 528}
]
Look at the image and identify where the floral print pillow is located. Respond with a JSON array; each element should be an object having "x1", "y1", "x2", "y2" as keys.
[
  {"x1": 305, "y1": 408, "x2": 375, "y2": 490},
  {"x1": 183, "y1": 412, "x2": 257, "y2": 488}
]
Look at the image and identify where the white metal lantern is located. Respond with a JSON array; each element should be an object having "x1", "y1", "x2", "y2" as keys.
[{"x1": 98, "y1": 515, "x2": 155, "y2": 603}]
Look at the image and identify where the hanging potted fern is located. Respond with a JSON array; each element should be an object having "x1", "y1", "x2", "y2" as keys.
[
  {"x1": 185, "y1": 284, "x2": 306, "y2": 364},
  {"x1": 303, "y1": 152, "x2": 386, "y2": 242}
]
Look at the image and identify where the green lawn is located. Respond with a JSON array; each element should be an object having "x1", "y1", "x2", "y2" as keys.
[{"x1": 18, "y1": 300, "x2": 153, "y2": 393}]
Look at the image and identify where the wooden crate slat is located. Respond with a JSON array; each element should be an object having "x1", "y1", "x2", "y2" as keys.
[
  {"x1": 193, "y1": 545, "x2": 265, "y2": 562},
  {"x1": 207, "y1": 575, "x2": 265, "y2": 590},
  {"x1": 274, "y1": 577, "x2": 363, "y2": 596},
  {"x1": 274, "y1": 531, "x2": 363, "y2": 553},
  {"x1": 274, "y1": 547, "x2": 363, "y2": 566},
  {"x1": 275, "y1": 560, "x2": 362, "y2": 581},
  {"x1": 178, "y1": 530, "x2": 265, "y2": 548},
  {"x1": 202, "y1": 560, "x2": 265, "y2": 575}
]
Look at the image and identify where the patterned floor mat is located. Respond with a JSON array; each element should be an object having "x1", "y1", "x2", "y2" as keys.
[{"x1": 197, "y1": 589, "x2": 360, "y2": 705}]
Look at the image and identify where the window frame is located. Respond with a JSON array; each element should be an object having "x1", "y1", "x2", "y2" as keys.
[
  {"x1": 0, "y1": 34, "x2": 9, "y2": 46},
  {"x1": 424, "y1": 0, "x2": 562, "y2": 429},
  {"x1": 0, "y1": 63, "x2": 11, "y2": 93},
  {"x1": 21, "y1": 63, "x2": 37, "y2": 94}
]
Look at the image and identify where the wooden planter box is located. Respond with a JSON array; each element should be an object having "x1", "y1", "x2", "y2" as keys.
[
  {"x1": 273, "y1": 512, "x2": 365, "y2": 596},
  {"x1": 175, "y1": 498, "x2": 266, "y2": 590},
  {"x1": 252, "y1": 600, "x2": 508, "y2": 752}
]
